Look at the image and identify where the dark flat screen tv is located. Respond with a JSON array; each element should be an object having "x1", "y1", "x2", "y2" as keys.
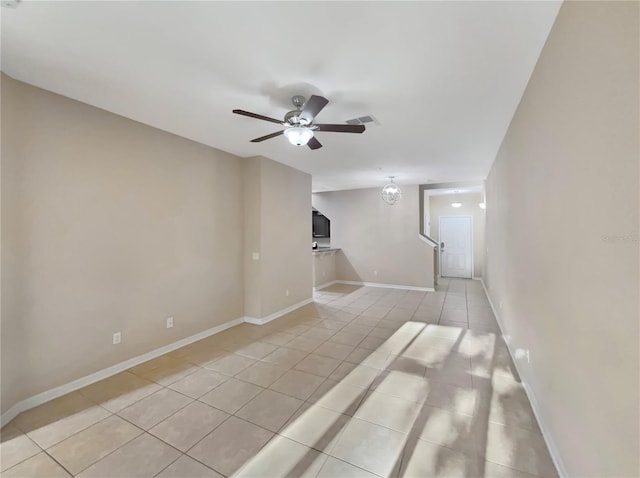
[{"x1": 312, "y1": 212, "x2": 330, "y2": 238}]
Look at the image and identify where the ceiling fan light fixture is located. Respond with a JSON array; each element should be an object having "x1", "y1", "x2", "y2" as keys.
[
  {"x1": 284, "y1": 126, "x2": 314, "y2": 146},
  {"x1": 381, "y1": 177, "x2": 402, "y2": 205},
  {"x1": 233, "y1": 95, "x2": 365, "y2": 150}
]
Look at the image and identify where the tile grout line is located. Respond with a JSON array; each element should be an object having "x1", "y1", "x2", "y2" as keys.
[
  {"x1": 25, "y1": 381, "x2": 199, "y2": 476},
  {"x1": 100, "y1": 411, "x2": 226, "y2": 477},
  {"x1": 43, "y1": 449, "x2": 75, "y2": 477},
  {"x1": 150, "y1": 452, "x2": 185, "y2": 478},
  {"x1": 66, "y1": 420, "x2": 146, "y2": 476},
  {"x1": 436, "y1": 278, "x2": 449, "y2": 325},
  {"x1": 8, "y1": 412, "x2": 120, "y2": 475},
  {"x1": 0, "y1": 429, "x2": 62, "y2": 475},
  {"x1": 465, "y1": 280, "x2": 471, "y2": 329}
]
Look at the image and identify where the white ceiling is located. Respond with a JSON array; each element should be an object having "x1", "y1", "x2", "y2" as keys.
[
  {"x1": 1, "y1": 1, "x2": 561, "y2": 191},
  {"x1": 426, "y1": 186, "x2": 483, "y2": 197}
]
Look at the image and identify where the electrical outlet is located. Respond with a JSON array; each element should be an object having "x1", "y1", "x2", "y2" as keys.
[
  {"x1": 285, "y1": 289, "x2": 290, "y2": 297},
  {"x1": 166, "y1": 317, "x2": 174, "y2": 329},
  {"x1": 113, "y1": 332, "x2": 121, "y2": 345},
  {"x1": 252, "y1": 252, "x2": 259, "y2": 261},
  {"x1": 526, "y1": 350, "x2": 531, "y2": 363},
  {"x1": 373, "y1": 270, "x2": 378, "y2": 276}
]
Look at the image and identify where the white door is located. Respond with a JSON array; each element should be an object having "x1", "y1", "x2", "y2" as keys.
[{"x1": 439, "y1": 216, "x2": 472, "y2": 278}]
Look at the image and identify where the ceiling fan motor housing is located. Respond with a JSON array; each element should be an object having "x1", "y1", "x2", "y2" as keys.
[
  {"x1": 285, "y1": 95, "x2": 310, "y2": 125},
  {"x1": 285, "y1": 109, "x2": 307, "y2": 125},
  {"x1": 291, "y1": 95, "x2": 305, "y2": 108}
]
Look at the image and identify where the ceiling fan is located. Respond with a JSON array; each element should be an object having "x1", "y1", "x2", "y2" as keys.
[{"x1": 232, "y1": 95, "x2": 365, "y2": 150}]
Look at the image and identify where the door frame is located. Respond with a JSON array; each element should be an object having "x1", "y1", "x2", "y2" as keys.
[{"x1": 438, "y1": 215, "x2": 474, "y2": 279}]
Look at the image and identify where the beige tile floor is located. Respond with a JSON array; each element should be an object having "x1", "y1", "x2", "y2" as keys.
[{"x1": 1, "y1": 279, "x2": 558, "y2": 477}]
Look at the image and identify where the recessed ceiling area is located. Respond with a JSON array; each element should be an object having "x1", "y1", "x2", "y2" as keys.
[{"x1": 1, "y1": 1, "x2": 561, "y2": 191}]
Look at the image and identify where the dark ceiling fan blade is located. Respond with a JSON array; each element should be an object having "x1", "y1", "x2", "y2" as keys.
[
  {"x1": 250, "y1": 130, "x2": 284, "y2": 142},
  {"x1": 300, "y1": 95, "x2": 329, "y2": 123},
  {"x1": 314, "y1": 124, "x2": 366, "y2": 133},
  {"x1": 233, "y1": 109, "x2": 283, "y2": 125},
  {"x1": 307, "y1": 137, "x2": 323, "y2": 150}
]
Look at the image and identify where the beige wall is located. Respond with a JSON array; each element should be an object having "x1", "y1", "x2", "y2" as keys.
[
  {"x1": 2, "y1": 75, "x2": 23, "y2": 415},
  {"x1": 429, "y1": 193, "x2": 485, "y2": 277},
  {"x1": 313, "y1": 185, "x2": 434, "y2": 289},
  {"x1": 1, "y1": 75, "x2": 312, "y2": 414},
  {"x1": 1, "y1": 75, "x2": 245, "y2": 412},
  {"x1": 312, "y1": 252, "x2": 337, "y2": 289},
  {"x1": 483, "y1": 2, "x2": 639, "y2": 476},
  {"x1": 243, "y1": 158, "x2": 262, "y2": 319},
  {"x1": 244, "y1": 156, "x2": 312, "y2": 319},
  {"x1": 422, "y1": 190, "x2": 431, "y2": 236}
]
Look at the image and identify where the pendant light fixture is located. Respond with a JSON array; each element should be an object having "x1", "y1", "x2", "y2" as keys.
[{"x1": 381, "y1": 177, "x2": 402, "y2": 205}]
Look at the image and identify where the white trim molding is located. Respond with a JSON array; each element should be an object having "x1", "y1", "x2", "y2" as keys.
[
  {"x1": 244, "y1": 298, "x2": 314, "y2": 325},
  {"x1": 313, "y1": 280, "x2": 339, "y2": 291},
  {"x1": 480, "y1": 279, "x2": 568, "y2": 478},
  {"x1": 0, "y1": 316, "x2": 245, "y2": 427},
  {"x1": 418, "y1": 233, "x2": 438, "y2": 248},
  {"x1": 335, "y1": 280, "x2": 435, "y2": 292}
]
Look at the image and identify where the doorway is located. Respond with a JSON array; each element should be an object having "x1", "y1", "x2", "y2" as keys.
[{"x1": 439, "y1": 216, "x2": 473, "y2": 278}]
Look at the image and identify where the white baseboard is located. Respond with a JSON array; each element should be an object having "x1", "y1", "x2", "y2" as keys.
[
  {"x1": 480, "y1": 279, "x2": 567, "y2": 478},
  {"x1": 313, "y1": 280, "x2": 339, "y2": 291},
  {"x1": 0, "y1": 315, "x2": 245, "y2": 427},
  {"x1": 244, "y1": 298, "x2": 314, "y2": 325},
  {"x1": 1, "y1": 296, "x2": 319, "y2": 426},
  {"x1": 335, "y1": 280, "x2": 435, "y2": 292}
]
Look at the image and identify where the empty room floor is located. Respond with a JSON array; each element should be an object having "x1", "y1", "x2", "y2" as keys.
[{"x1": 0, "y1": 279, "x2": 557, "y2": 478}]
